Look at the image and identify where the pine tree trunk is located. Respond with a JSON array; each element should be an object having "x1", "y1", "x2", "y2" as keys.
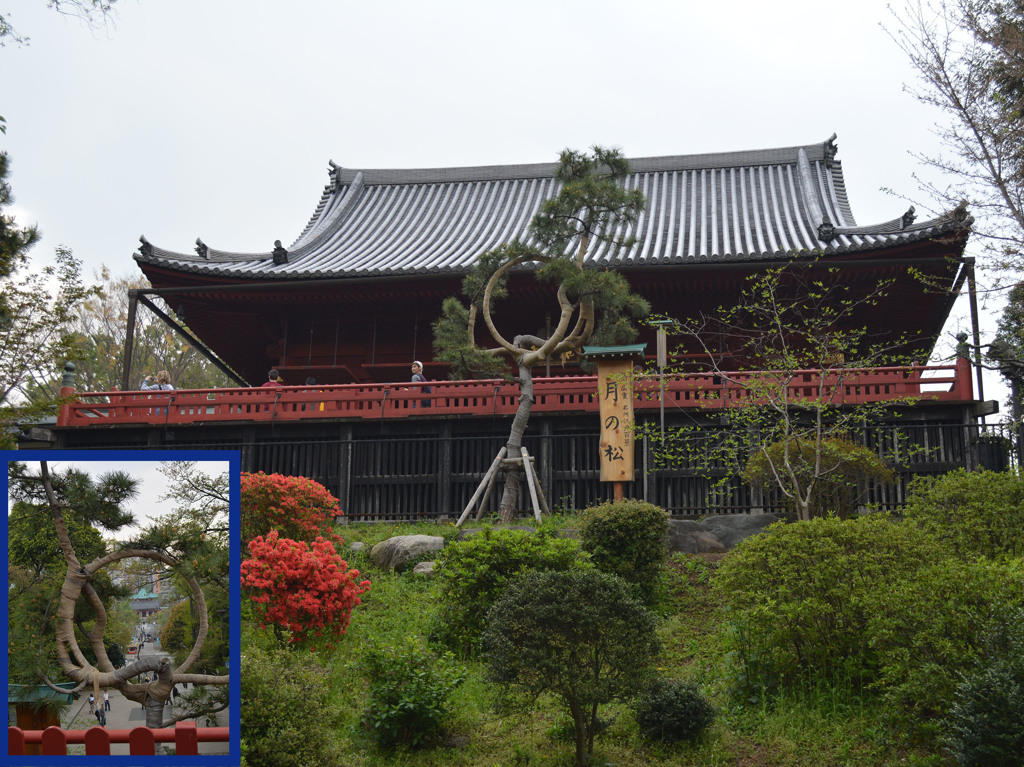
[{"x1": 498, "y1": 359, "x2": 534, "y2": 522}]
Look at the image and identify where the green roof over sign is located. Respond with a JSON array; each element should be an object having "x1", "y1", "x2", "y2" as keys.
[
  {"x1": 8, "y1": 682, "x2": 76, "y2": 705},
  {"x1": 582, "y1": 344, "x2": 647, "y2": 360}
]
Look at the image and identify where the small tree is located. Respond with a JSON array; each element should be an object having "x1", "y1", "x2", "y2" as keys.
[
  {"x1": 1, "y1": 144, "x2": 100, "y2": 441},
  {"x1": 643, "y1": 260, "x2": 912, "y2": 521},
  {"x1": 743, "y1": 436, "x2": 895, "y2": 519},
  {"x1": 482, "y1": 568, "x2": 660, "y2": 767},
  {"x1": 433, "y1": 147, "x2": 649, "y2": 520}
]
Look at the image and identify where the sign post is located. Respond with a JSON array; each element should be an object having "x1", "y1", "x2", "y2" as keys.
[{"x1": 583, "y1": 344, "x2": 647, "y2": 501}]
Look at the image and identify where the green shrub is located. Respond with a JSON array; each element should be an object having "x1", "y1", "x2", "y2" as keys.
[
  {"x1": 483, "y1": 569, "x2": 660, "y2": 767},
  {"x1": 240, "y1": 645, "x2": 341, "y2": 767},
  {"x1": 946, "y1": 662, "x2": 1024, "y2": 766},
  {"x1": 903, "y1": 469, "x2": 1024, "y2": 559},
  {"x1": 432, "y1": 528, "x2": 590, "y2": 656},
  {"x1": 743, "y1": 436, "x2": 894, "y2": 519},
  {"x1": 579, "y1": 499, "x2": 669, "y2": 604},
  {"x1": 362, "y1": 637, "x2": 466, "y2": 749},
  {"x1": 714, "y1": 514, "x2": 943, "y2": 697},
  {"x1": 868, "y1": 558, "x2": 1024, "y2": 722},
  {"x1": 945, "y1": 606, "x2": 1024, "y2": 767},
  {"x1": 634, "y1": 678, "x2": 716, "y2": 742}
]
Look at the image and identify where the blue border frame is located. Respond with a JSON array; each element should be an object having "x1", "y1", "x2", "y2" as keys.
[{"x1": 3, "y1": 450, "x2": 241, "y2": 766}]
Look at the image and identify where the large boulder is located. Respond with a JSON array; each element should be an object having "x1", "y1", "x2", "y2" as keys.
[
  {"x1": 370, "y1": 535, "x2": 446, "y2": 571},
  {"x1": 665, "y1": 519, "x2": 727, "y2": 554},
  {"x1": 699, "y1": 513, "x2": 780, "y2": 550}
]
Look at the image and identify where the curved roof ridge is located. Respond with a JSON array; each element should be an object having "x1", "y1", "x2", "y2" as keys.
[
  {"x1": 292, "y1": 171, "x2": 366, "y2": 252},
  {"x1": 329, "y1": 138, "x2": 836, "y2": 186},
  {"x1": 834, "y1": 206, "x2": 971, "y2": 237}
]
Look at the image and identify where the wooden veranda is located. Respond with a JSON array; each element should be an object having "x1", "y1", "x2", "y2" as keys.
[{"x1": 30, "y1": 358, "x2": 1009, "y2": 521}]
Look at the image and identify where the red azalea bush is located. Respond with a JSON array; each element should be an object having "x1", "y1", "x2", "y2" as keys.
[
  {"x1": 242, "y1": 530, "x2": 370, "y2": 648},
  {"x1": 241, "y1": 472, "x2": 342, "y2": 545}
]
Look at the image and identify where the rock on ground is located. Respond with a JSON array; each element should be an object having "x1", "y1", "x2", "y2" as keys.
[
  {"x1": 699, "y1": 513, "x2": 781, "y2": 550},
  {"x1": 370, "y1": 535, "x2": 446, "y2": 571},
  {"x1": 412, "y1": 561, "x2": 436, "y2": 576},
  {"x1": 666, "y1": 520, "x2": 727, "y2": 554}
]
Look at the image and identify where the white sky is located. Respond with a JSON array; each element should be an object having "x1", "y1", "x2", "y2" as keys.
[
  {"x1": 7, "y1": 459, "x2": 229, "y2": 540},
  {"x1": 0, "y1": 0, "x2": 1011, "y2": 404}
]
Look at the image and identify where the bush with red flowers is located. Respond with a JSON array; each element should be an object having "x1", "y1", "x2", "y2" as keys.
[
  {"x1": 241, "y1": 530, "x2": 370, "y2": 648},
  {"x1": 241, "y1": 471, "x2": 342, "y2": 545}
]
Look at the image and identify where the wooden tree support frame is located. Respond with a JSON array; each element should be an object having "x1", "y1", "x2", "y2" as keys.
[{"x1": 456, "y1": 446, "x2": 550, "y2": 526}]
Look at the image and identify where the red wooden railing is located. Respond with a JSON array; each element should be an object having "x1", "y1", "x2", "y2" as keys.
[
  {"x1": 56, "y1": 359, "x2": 974, "y2": 428},
  {"x1": 8, "y1": 722, "x2": 229, "y2": 756}
]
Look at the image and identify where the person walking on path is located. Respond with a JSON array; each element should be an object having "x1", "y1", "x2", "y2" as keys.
[{"x1": 103, "y1": 691, "x2": 110, "y2": 711}]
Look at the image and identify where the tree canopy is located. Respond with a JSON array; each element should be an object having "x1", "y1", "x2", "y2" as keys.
[
  {"x1": 889, "y1": 0, "x2": 1024, "y2": 270},
  {"x1": 642, "y1": 260, "x2": 913, "y2": 520},
  {"x1": 1, "y1": 1, "x2": 118, "y2": 47}
]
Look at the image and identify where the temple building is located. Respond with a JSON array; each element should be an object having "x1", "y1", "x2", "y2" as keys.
[
  {"x1": 37, "y1": 135, "x2": 992, "y2": 520},
  {"x1": 130, "y1": 134, "x2": 973, "y2": 389}
]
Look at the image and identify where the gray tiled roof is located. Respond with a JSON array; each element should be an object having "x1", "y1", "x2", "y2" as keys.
[{"x1": 135, "y1": 135, "x2": 969, "y2": 279}]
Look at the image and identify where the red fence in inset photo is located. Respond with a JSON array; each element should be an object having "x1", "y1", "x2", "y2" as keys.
[{"x1": 8, "y1": 722, "x2": 230, "y2": 756}]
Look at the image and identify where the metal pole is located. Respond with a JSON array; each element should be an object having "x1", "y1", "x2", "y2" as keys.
[
  {"x1": 121, "y1": 290, "x2": 139, "y2": 391},
  {"x1": 655, "y1": 322, "x2": 669, "y2": 441},
  {"x1": 966, "y1": 258, "x2": 986, "y2": 408}
]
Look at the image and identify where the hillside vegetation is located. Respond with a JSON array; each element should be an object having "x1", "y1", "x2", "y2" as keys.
[{"x1": 240, "y1": 470, "x2": 1024, "y2": 767}]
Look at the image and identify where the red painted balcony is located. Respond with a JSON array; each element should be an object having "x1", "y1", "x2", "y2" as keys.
[
  {"x1": 56, "y1": 360, "x2": 974, "y2": 428},
  {"x1": 8, "y1": 722, "x2": 229, "y2": 756}
]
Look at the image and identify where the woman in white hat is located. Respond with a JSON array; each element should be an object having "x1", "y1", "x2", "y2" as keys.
[{"x1": 411, "y1": 361, "x2": 431, "y2": 408}]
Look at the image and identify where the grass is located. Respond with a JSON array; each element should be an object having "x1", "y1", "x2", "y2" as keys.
[{"x1": 243, "y1": 516, "x2": 950, "y2": 767}]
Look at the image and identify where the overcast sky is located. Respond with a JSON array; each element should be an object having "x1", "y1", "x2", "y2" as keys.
[
  {"x1": 7, "y1": 458, "x2": 229, "y2": 541},
  {"x1": 0, "y1": 0, "x2": 1009, "y2": 401}
]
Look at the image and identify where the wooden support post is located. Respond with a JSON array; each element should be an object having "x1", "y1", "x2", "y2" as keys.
[
  {"x1": 457, "y1": 447, "x2": 506, "y2": 526},
  {"x1": 521, "y1": 447, "x2": 543, "y2": 521},
  {"x1": 476, "y1": 459, "x2": 503, "y2": 521},
  {"x1": 534, "y1": 467, "x2": 551, "y2": 516}
]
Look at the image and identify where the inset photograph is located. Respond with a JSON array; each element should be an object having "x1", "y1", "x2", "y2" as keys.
[{"x1": 6, "y1": 452, "x2": 239, "y2": 764}]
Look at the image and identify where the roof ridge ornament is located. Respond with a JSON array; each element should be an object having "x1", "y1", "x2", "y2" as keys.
[
  {"x1": 272, "y1": 240, "x2": 289, "y2": 265},
  {"x1": 952, "y1": 200, "x2": 970, "y2": 224},
  {"x1": 327, "y1": 160, "x2": 341, "y2": 193},
  {"x1": 901, "y1": 206, "x2": 916, "y2": 229},
  {"x1": 138, "y1": 235, "x2": 152, "y2": 257},
  {"x1": 817, "y1": 213, "x2": 836, "y2": 242},
  {"x1": 195, "y1": 238, "x2": 209, "y2": 259},
  {"x1": 824, "y1": 133, "x2": 838, "y2": 168}
]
